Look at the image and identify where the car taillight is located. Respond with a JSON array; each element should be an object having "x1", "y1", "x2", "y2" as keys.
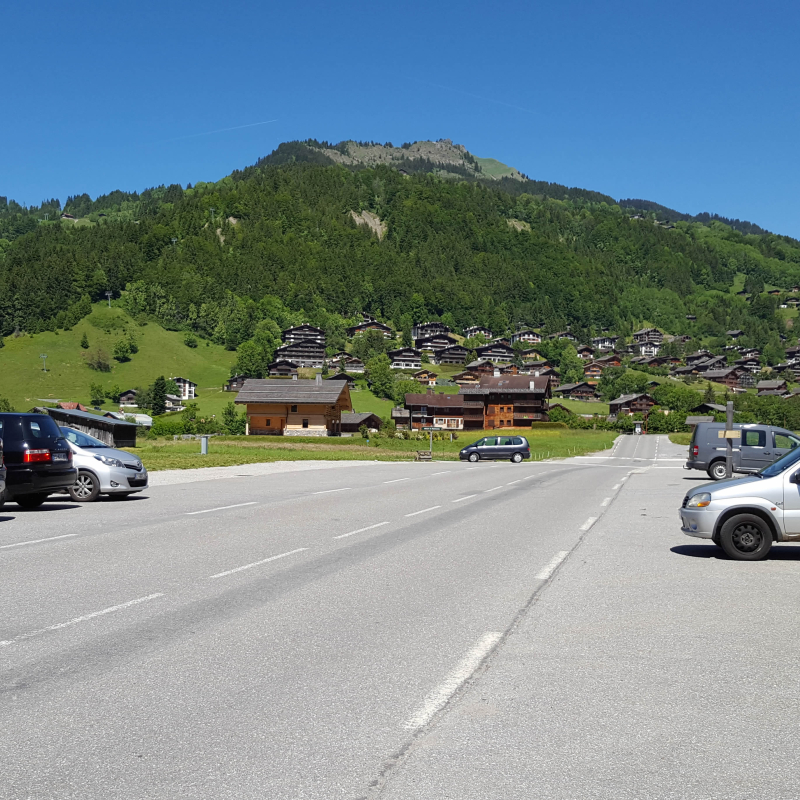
[
  {"x1": 23, "y1": 449, "x2": 51, "y2": 463},
  {"x1": 692, "y1": 445, "x2": 699, "y2": 457}
]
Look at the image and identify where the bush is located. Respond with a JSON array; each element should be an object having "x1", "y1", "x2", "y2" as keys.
[
  {"x1": 82, "y1": 347, "x2": 111, "y2": 371},
  {"x1": 184, "y1": 332, "x2": 198, "y2": 348},
  {"x1": 112, "y1": 339, "x2": 131, "y2": 362},
  {"x1": 0, "y1": 397, "x2": 14, "y2": 412}
]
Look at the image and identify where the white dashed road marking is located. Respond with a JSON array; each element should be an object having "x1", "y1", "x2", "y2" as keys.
[
  {"x1": 535, "y1": 551, "x2": 570, "y2": 580},
  {"x1": 0, "y1": 533, "x2": 79, "y2": 549},
  {"x1": 186, "y1": 502, "x2": 257, "y2": 515},
  {"x1": 404, "y1": 507, "x2": 440, "y2": 518},
  {"x1": 209, "y1": 548, "x2": 308, "y2": 579},
  {"x1": 333, "y1": 521, "x2": 390, "y2": 539},
  {"x1": 580, "y1": 517, "x2": 598, "y2": 531}
]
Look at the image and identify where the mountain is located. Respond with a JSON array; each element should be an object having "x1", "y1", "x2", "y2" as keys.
[{"x1": 1, "y1": 138, "x2": 799, "y2": 375}]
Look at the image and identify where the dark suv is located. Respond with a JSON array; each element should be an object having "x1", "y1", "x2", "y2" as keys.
[
  {"x1": 460, "y1": 435, "x2": 531, "y2": 463},
  {"x1": 0, "y1": 413, "x2": 76, "y2": 509}
]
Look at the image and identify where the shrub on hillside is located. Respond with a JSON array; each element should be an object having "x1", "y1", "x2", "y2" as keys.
[{"x1": 82, "y1": 347, "x2": 111, "y2": 371}]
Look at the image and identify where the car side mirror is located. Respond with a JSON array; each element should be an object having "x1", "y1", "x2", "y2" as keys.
[{"x1": 790, "y1": 472, "x2": 800, "y2": 484}]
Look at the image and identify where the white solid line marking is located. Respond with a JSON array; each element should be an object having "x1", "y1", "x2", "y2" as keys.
[
  {"x1": 0, "y1": 593, "x2": 164, "y2": 647},
  {"x1": 465, "y1": 467, "x2": 478, "y2": 470},
  {"x1": 313, "y1": 488, "x2": 351, "y2": 494},
  {"x1": 333, "y1": 522, "x2": 389, "y2": 539},
  {"x1": 404, "y1": 632, "x2": 502, "y2": 730},
  {"x1": 186, "y1": 502, "x2": 257, "y2": 515},
  {"x1": 0, "y1": 533, "x2": 78, "y2": 549},
  {"x1": 612, "y1": 483, "x2": 621, "y2": 490},
  {"x1": 209, "y1": 548, "x2": 308, "y2": 578},
  {"x1": 384, "y1": 478, "x2": 410, "y2": 484},
  {"x1": 580, "y1": 517, "x2": 598, "y2": 531},
  {"x1": 535, "y1": 551, "x2": 570, "y2": 580},
  {"x1": 404, "y1": 506, "x2": 440, "y2": 517},
  {"x1": 506, "y1": 480, "x2": 521, "y2": 485},
  {"x1": 601, "y1": 497, "x2": 611, "y2": 507},
  {"x1": 429, "y1": 471, "x2": 451, "y2": 476},
  {"x1": 452, "y1": 494, "x2": 477, "y2": 503},
  {"x1": 484, "y1": 486, "x2": 503, "y2": 493}
]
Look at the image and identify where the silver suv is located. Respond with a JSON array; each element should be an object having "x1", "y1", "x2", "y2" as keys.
[
  {"x1": 59, "y1": 426, "x2": 148, "y2": 501},
  {"x1": 680, "y1": 445, "x2": 800, "y2": 560}
]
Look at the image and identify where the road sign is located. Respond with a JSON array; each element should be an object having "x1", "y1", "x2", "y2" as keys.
[
  {"x1": 718, "y1": 430, "x2": 741, "y2": 439},
  {"x1": 422, "y1": 426, "x2": 442, "y2": 431}
]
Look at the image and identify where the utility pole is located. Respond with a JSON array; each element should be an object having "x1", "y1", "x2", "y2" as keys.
[
  {"x1": 171, "y1": 237, "x2": 177, "y2": 247},
  {"x1": 725, "y1": 400, "x2": 734, "y2": 478},
  {"x1": 105, "y1": 290, "x2": 112, "y2": 308},
  {"x1": 210, "y1": 207, "x2": 216, "y2": 222},
  {"x1": 39, "y1": 353, "x2": 48, "y2": 372}
]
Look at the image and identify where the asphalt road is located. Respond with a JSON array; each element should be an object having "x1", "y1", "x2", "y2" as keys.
[{"x1": 3, "y1": 435, "x2": 797, "y2": 799}]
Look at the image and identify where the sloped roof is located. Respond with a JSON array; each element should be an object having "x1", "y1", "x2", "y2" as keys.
[
  {"x1": 757, "y1": 380, "x2": 787, "y2": 390},
  {"x1": 404, "y1": 393, "x2": 464, "y2": 407},
  {"x1": 234, "y1": 379, "x2": 347, "y2": 404},
  {"x1": 461, "y1": 376, "x2": 550, "y2": 395},
  {"x1": 609, "y1": 393, "x2": 654, "y2": 407}
]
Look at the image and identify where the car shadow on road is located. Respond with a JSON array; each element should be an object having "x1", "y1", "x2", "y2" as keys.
[
  {"x1": 672, "y1": 544, "x2": 800, "y2": 561},
  {"x1": 0, "y1": 515, "x2": 16, "y2": 523},
  {"x1": 97, "y1": 495, "x2": 149, "y2": 503},
  {"x1": 15, "y1": 503, "x2": 82, "y2": 512}
]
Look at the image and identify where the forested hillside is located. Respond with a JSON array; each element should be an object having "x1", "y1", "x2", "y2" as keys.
[{"x1": 2, "y1": 139, "x2": 800, "y2": 368}]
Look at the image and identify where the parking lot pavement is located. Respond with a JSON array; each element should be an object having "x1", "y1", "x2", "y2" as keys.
[{"x1": 379, "y1": 440, "x2": 800, "y2": 800}]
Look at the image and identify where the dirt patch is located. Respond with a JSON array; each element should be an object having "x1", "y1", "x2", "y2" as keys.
[
  {"x1": 350, "y1": 210, "x2": 387, "y2": 240},
  {"x1": 507, "y1": 218, "x2": 530, "y2": 232}
]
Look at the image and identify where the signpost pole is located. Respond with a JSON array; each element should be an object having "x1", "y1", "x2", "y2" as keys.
[
  {"x1": 430, "y1": 428, "x2": 433, "y2": 455},
  {"x1": 726, "y1": 400, "x2": 734, "y2": 479}
]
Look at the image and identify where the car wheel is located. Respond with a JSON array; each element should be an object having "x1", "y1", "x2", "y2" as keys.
[
  {"x1": 468, "y1": 453, "x2": 479, "y2": 463},
  {"x1": 719, "y1": 514, "x2": 772, "y2": 561},
  {"x1": 69, "y1": 471, "x2": 101, "y2": 502},
  {"x1": 708, "y1": 461, "x2": 729, "y2": 481},
  {"x1": 0, "y1": 491, "x2": 5, "y2": 512},
  {"x1": 511, "y1": 452, "x2": 523, "y2": 463},
  {"x1": 15, "y1": 493, "x2": 49, "y2": 509}
]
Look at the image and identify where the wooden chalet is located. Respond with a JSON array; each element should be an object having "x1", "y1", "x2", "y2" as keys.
[
  {"x1": 274, "y1": 341, "x2": 325, "y2": 368},
  {"x1": 465, "y1": 360, "x2": 497, "y2": 375},
  {"x1": 458, "y1": 375, "x2": 552, "y2": 429},
  {"x1": 638, "y1": 342, "x2": 661, "y2": 358},
  {"x1": 330, "y1": 353, "x2": 365, "y2": 373},
  {"x1": 757, "y1": 379, "x2": 788, "y2": 396},
  {"x1": 686, "y1": 350, "x2": 714, "y2": 366},
  {"x1": 499, "y1": 364, "x2": 519, "y2": 375},
  {"x1": 340, "y1": 412, "x2": 382, "y2": 432},
  {"x1": 281, "y1": 324, "x2": 326, "y2": 345},
  {"x1": 726, "y1": 329, "x2": 745, "y2": 339},
  {"x1": 463, "y1": 325, "x2": 493, "y2": 339},
  {"x1": 548, "y1": 331, "x2": 577, "y2": 341},
  {"x1": 633, "y1": 327, "x2": 664, "y2": 345},
  {"x1": 435, "y1": 344, "x2": 468, "y2": 365},
  {"x1": 609, "y1": 393, "x2": 656, "y2": 416},
  {"x1": 553, "y1": 382, "x2": 600, "y2": 401},
  {"x1": 511, "y1": 330, "x2": 542, "y2": 344},
  {"x1": 413, "y1": 369, "x2": 438, "y2": 386},
  {"x1": 451, "y1": 370, "x2": 481, "y2": 386},
  {"x1": 57, "y1": 402, "x2": 89, "y2": 412},
  {"x1": 412, "y1": 321, "x2": 451, "y2": 340},
  {"x1": 595, "y1": 353, "x2": 622, "y2": 368},
  {"x1": 119, "y1": 389, "x2": 138, "y2": 406},
  {"x1": 703, "y1": 367, "x2": 748, "y2": 388},
  {"x1": 583, "y1": 362, "x2": 605, "y2": 380},
  {"x1": 347, "y1": 320, "x2": 392, "y2": 338},
  {"x1": 235, "y1": 376, "x2": 352, "y2": 436},
  {"x1": 404, "y1": 390, "x2": 465, "y2": 430},
  {"x1": 325, "y1": 372, "x2": 355, "y2": 385},
  {"x1": 693, "y1": 356, "x2": 727, "y2": 373},
  {"x1": 415, "y1": 333, "x2": 458, "y2": 351},
  {"x1": 268, "y1": 360, "x2": 300, "y2": 378},
  {"x1": 224, "y1": 374, "x2": 247, "y2": 392},
  {"x1": 591, "y1": 335, "x2": 619, "y2": 351},
  {"x1": 734, "y1": 356, "x2": 761, "y2": 373},
  {"x1": 576, "y1": 344, "x2": 595, "y2": 360},
  {"x1": 521, "y1": 348, "x2": 547, "y2": 362},
  {"x1": 387, "y1": 347, "x2": 422, "y2": 370},
  {"x1": 475, "y1": 342, "x2": 514, "y2": 363}
]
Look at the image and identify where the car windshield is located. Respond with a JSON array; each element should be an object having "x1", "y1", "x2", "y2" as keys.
[
  {"x1": 759, "y1": 445, "x2": 800, "y2": 478},
  {"x1": 59, "y1": 426, "x2": 109, "y2": 448}
]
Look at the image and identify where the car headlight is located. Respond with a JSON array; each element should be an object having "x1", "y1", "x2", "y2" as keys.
[
  {"x1": 94, "y1": 454, "x2": 124, "y2": 468},
  {"x1": 687, "y1": 492, "x2": 711, "y2": 508}
]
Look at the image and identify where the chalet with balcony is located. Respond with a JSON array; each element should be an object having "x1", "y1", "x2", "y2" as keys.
[
  {"x1": 330, "y1": 353, "x2": 365, "y2": 373},
  {"x1": 268, "y1": 360, "x2": 299, "y2": 378},
  {"x1": 387, "y1": 347, "x2": 422, "y2": 370},
  {"x1": 459, "y1": 375, "x2": 552, "y2": 429},
  {"x1": 413, "y1": 369, "x2": 438, "y2": 386},
  {"x1": 235, "y1": 375, "x2": 352, "y2": 436},
  {"x1": 686, "y1": 350, "x2": 714, "y2": 366},
  {"x1": 465, "y1": 360, "x2": 497, "y2": 375},
  {"x1": 726, "y1": 329, "x2": 745, "y2": 339},
  {"x1": 576, "y1": 344, "x2": 595, "y2": 360},
  {"x1": 609, "y1": 393, "x2": 656, "y2": 416},
  {"x1": 633, "y1": 328, "x2": 664, "y2": 345},
  {"x1": 119, "y1": 389, "x2": 138, "y2": 406},
  {"x1": 415, "y1": 333, "x2": 458, "y2": 352},
  {"x1": 475, "y1": 342, "x2": 514, "y2": 363},
  {"x1": 435, "y1": 344, "x2": 468, "y2": 365},
  {"x1": 521, "y1": 348, "x2": 547, "y2": 362},
  {"x1": 757, "y1": 379, "x2": 788, "y2": 396},
  {"x1": 591, "y1": 335, "x2": 619, "y2": 351},
  {"x1": 412, "y1": 321, "x2": 451, "y2": 340},
  {"x1": 224, "y1": 374, "x2": 247, "y2": 392},
  {"x1": 451, "y1": 369, "x2": 481, "y2": 386},
  {"x1": 548, "y1": 331, "x2": 577, "y2": 341},
  {"x1": 554, "y1": 382, "x2": 600, "y2": 401},
  {"x1": 325, "y1": 372, "x2": 355, "y2": 385},
  {"x1": 347, "y1": 320, "x2": 392, "y2": 338},
  {"x1": 404, "y1": 390, "x2": 465, "y2": 431},
  {"x1": 464, "y1": 325, "x2": 493, "y2": 340},
  {"x1": 170, "y1": 377, "x2": 197, "y2": 400},
  {"x1": 703, "y1": 367, "x2": 748, "y2": 388},
  {"x1": 734, "y1": 356, "x2": 761, "y2": 373},
  {"x1": 511, "y1": 329, "x2": 542, "y2": 344},
  {"x1": 281, "y1": 324, "x2": 326, "y2": 345},
  {"x1": 583, "y1": 362, "x2": 605, "y2": 380},
  {"x1": 638, "y1": 342, "x2": 661, "y2": 358},
  {"x1": 274, "y1": 340, "x2": 325, "y2": 368},
  {"x1": 595, "y1": 353, "x2": 622, "y2": 368}
]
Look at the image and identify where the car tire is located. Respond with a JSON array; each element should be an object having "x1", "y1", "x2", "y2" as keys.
[
  {"x1": 468, "y1": 453, "x2": 479, "y2": 463},
  {"x1": 69, "y1": 471, "x2": 101, "y2": 502},
  {"x1": 0, "y1": 491, "x2": 5, "y2": 512},
  {"x1": 15, "y1": 493, "x2": 49, "y2": 509},
  {"x1": 511, "y1": 452, "x2": 523, "y2": 463},
  {"x1": 708, "y1": 461, "x2": 729, "y2": 481},
  {"x1": 719, "y1": 514, "x2": 772, "y2": 561}
]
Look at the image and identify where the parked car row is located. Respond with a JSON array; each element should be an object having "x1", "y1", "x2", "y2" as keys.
[{"x1": 0, "y1": 413, "x2": 148, "y2": 510}]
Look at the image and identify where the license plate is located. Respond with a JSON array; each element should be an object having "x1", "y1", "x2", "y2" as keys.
[{"x1": 52, "y1": 452, "x2": 67, "y2": 461}]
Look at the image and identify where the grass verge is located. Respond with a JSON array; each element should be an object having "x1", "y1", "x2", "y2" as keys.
[
  {"x1": 128, "y1": 428, "x2": 619, "y2": 471},
  {"x1": 669, "y1": 432, "x2": 692, "y2": 446}
]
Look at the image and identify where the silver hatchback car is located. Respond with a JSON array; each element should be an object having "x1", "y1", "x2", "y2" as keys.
[
  {"x1": 59, "y1": 426, "x2": 148, "y2": 501},
  {"x1": 680, "y1": 445, "x2": 800, "y2": 560}
]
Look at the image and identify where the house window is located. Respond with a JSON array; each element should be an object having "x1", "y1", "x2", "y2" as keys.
[
  {"x1": 302, "y1": 419, "x2": 309, "y2": 429},
  {"x1": 265, "y1": 419, "x2": 271, "y2": 427},
  {"x1": 291, "y1": 405, "x2": 298, "y2": 413}
]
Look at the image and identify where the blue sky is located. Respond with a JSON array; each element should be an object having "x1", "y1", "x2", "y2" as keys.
[{"x1": 3, "y1": 1, "x2": 799, "y2": 235}]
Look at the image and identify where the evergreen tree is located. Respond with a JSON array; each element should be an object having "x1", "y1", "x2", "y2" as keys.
[
  {"x1": 151, "y1": 376, "x2": 167, "y2": 415},
  {"x1": 80, "y1": 332, "x2": 89, "y2": 349},
  {"x1": 703, "y1": 382, "x2": 716, "y2": 403}
]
